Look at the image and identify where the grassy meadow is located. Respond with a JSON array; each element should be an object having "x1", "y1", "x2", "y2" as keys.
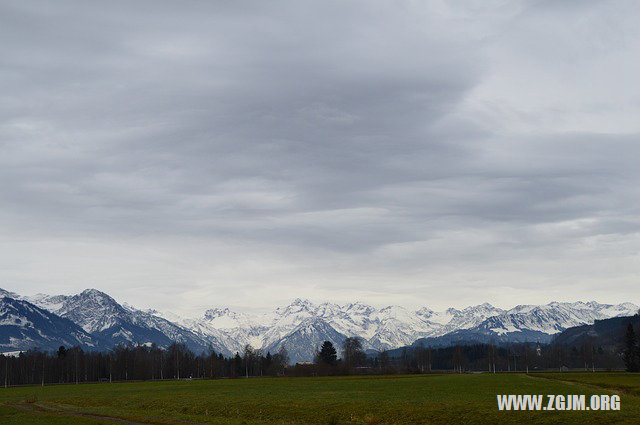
[{"x1": 0, "y1": 372, "x2": 638, "y2": 424}]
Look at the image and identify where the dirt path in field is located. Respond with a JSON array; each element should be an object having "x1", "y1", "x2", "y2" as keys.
[
  {"x1": 10, "y1": 402, "x2": 208, "y2": 425},
  {"x1": 524, "y1": 373, "x2": 636, "y2": 397}
]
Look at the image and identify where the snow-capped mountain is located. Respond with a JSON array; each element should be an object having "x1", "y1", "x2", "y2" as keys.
[
  {"x1": 165, "y1": 298, "x2": 638, "y2": 362},
  {"x1": 0, "y1": 296, "x2": 99, "y2": 352},
  {"x1": 264, "y1": 317, "x2": 347, "y2": 363},
  {"x1": 431, "y1": 303, "x2": 507, "y2": 336},
  {"x1": 1, "y1": 287, "x2": 637, "y2": 363},
  {"x1": 25, "y1": 289, "x2": 230, "y2": 355},
  {"x1": 411, "y1": 301, "x2": 640, "y2": 348}
]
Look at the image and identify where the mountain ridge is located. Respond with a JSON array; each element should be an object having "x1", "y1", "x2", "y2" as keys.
[
  {"x1": 0, "y1": 296, "x2": 100, "y2": 352},
  {"x1": 1, "y1": 287, "x2": 637, "y2": 363}
]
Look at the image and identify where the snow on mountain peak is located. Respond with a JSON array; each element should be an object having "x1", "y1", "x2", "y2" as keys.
[
  {"x1": 2, "y1": 285, "x2": 638, "y2": 363},
  {"x1": 0, "y1": 288, "x2": 20, "y2": 299},
  {"x1": 416, "y1": 307, "x2": 435, "y2": 317},
  {"x1": 275, "y1": 298, "x2": 317, "y2": 317},
  {"x1": 290, "y1": 298, "x2": 316, "y2": 309},
  {"x1": 344, "y1": 301, "x2": 376, "y2": 316},
  {"x1": 204, "y1": 308, "x2": 232, "y2": 321},
  {"x1": 80, "y1": 288, "x2": 112, "y2": 298},
  {"x1": 201, "y1": 308, "x2": 261, "y2": 333},
  {"x1": 378, "y1": 305, "x2": 409, "y2": 318}
]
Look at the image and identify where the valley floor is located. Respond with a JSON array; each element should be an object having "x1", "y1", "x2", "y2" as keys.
[{"x1": 0, "y1": 372, "x2": 638, "y2": 424}]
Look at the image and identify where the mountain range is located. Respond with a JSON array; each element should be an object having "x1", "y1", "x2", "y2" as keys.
[{"x1": 0, "y1": 287, "x2": 637, "y2": 363}]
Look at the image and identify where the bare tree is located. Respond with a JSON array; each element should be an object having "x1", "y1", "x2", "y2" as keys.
[{"x1": 342, "y1": 337, "x2": 366, "y2": 370}]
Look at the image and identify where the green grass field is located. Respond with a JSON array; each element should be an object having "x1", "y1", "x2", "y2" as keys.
[{"x1": 0, "y1": 373, "x2": 638, "y2": 424}]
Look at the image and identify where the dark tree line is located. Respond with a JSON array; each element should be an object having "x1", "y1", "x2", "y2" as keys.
[
  {"x1": 305, "y1": 335, "x2": 634, "y2": 376},
  {"x1": 0, "y1": 343, "x2": 289, "y2": 387},
  {"x1": 1, "y1": 327, "x2": 636, "y2": 387},
  {"x1": 623, "y1": 323, "x2": 639, "y2": 372}
]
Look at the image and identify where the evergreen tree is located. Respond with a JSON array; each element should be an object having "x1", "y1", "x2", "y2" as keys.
[
  {"x1": 264, "y1": 351, "x2": 272, "y2": 370},
  {"x1": 378, "y1": 350, "x2": 390, "y2": 370},
  {"x1": 317, "y1": 341, "x2": 337, "y2": 366},
  {"x1": 623, "y1": 323, "x2": 639, "y2": 372}
]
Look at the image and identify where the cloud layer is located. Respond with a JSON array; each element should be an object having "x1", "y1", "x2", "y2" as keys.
[{"x1": 1, "y1": 0, "x2": 639, "y2": 314}]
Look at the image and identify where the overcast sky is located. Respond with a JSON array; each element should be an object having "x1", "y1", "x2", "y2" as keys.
[{"x1": 1, "y1": 0, "x2": 639, "y2": 316}]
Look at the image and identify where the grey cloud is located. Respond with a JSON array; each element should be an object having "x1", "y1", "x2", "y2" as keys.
[{"x1": 1, "y1": 0, "x2": 639, "y2": 311}]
